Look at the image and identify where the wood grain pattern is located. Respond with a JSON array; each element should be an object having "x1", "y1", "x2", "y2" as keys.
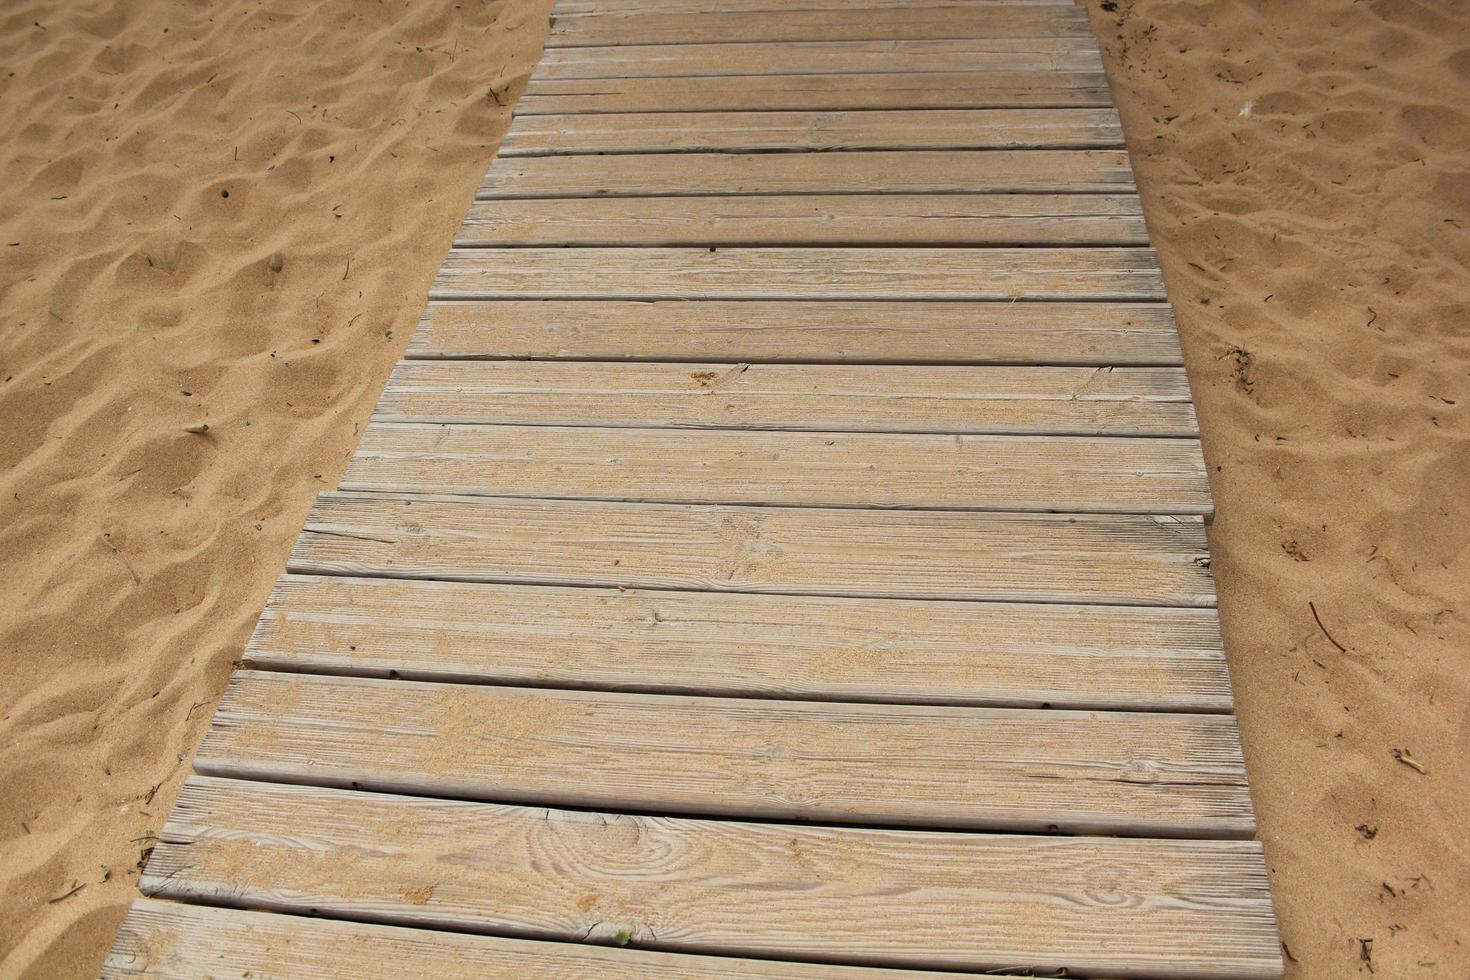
[
  {"x1": 195, "y1": 670, "x2": 1253, "y2": 835},
  {"x1": 112, "y1": 0, "x2": 1278, "y2": 973},
  {"x1": 342, "y1": 423, "x2": 1211, "y2": 513},
  {"x1": 498, "y1": 108, "x2": 1124, "y2": 155},
  {"x1": 288, "y1": 493, "x2": 1218, "y2": 606},
  {"x1": 545, "y1": 6, "x2": 1092, "y2": 45},
  {"x1": 408, "y1": 300, "x2": 1184, "y2": 365},
  {"x1": 457, "y1": 194, "x2": 1147, "y2": 246},
  {"x1": 373, "y1": 361, "x2": 1197, "y2": 436},
  {"x1": 533, "y1": 38, "x2": 1104, "y2": 78},
  {"x1": 478, "y1": 150, "x2": 1133, "y2": 197},
  {"x1": 106, "y1": 899, "x2": 976, "y2": 979},
  {"x1": 431, "y1": 248, "x2": 1164, "y2": 301},
  {"x1": 517, "y1": 72, "x2": 1111, "y2": 113},
  {"x1": 555, "y1": 0, "x2": 1091, "y2": 15},
  {"x1": 246, "y1": 574, "x2": 1232, "y2": 711},
  {"x1": 143, "y1": 778, "x2": 1283, "y2": 978}
]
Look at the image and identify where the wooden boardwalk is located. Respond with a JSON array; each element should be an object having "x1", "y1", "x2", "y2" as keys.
[{"x1": 107, "y1": 1, "x2": 1283, "y2": 977}]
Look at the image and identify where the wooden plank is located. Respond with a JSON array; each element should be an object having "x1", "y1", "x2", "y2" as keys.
[
  {"x1": 407, "y1": 300, "x2": 1184, "y2": 365},
  {"x1": 533, "y1": 38, "x2": 1104, "y2": 78},
  {"x1": 373, "y1": 362, "x2": 1199, "y2": 437},
  {"x1": 196, "y1": 670, "x2": 1253, "y2": 836},
  {"x1": 431, "y1": 248, "x2": 1164, "y2": 301},
  {"x1": 457, "y1": 195, "x2": 1147, "y2": 246},
  {"x1": 289, "y1": 493, "x2": 1217, "y2": 606},
  {"x1": 555, "y1": 0, "x2": 1092, "y2": 15},
  {"x1": 114, "y1": 6, "x2": 1278, "y2": 974},
  {"x1": 247, "y1": 574, "x2": 1232, "y2": 711},
  {"x1": 342, "y1": 424, "x2": 1211, "y2": 513},
  {"x1": 545, "y1": 7, "x2": 1093, "y2": 45},
  {"x1": 517, "y1": 72, "x2": 1112, "y2": 113},
  {"x1": 499, "y1": 108, "x2": 1124, "y2": 155},
  {"x1": 478, "y1": 150, "x2": 1133, "y2": 198},
  {"x1": 106, "y1": 899, "x2": 976, "y2": 979},
  {"x1": 143, "y1": 778, "x2": 1284, "y2": 978}
]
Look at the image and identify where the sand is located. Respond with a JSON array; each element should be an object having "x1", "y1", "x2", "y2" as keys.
[
  {"x1": 1089, "y1": 0, "x2": 1470, "y2": 974},
  {"x1": 0, "y1": 0, "x2": 1465, "y2": 976},
  {"x1": 0, "y1": 0, "x2": 553, "y2": 974}
]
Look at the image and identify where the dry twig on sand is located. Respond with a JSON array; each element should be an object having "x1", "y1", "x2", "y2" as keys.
[{"x1": 1309, "y1": 600, "x2": 1348, "y2": 653}]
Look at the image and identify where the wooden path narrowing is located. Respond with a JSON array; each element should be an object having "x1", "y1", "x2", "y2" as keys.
[{"x1": 107, "y1": 1, "x2": 1283, "y2": 977}]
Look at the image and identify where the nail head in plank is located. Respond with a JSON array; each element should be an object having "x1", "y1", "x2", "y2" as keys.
[
  {"x1": 198, "y1": 670, "x2": 1253, "y2": 835},
  {"x1": 533, "y1": 38, "x2": 1104, "y2": 79},
  {"x1": 517, "y1": 72, "x2": 1112, "y2": 113},
  {"x1": 106, "y1": 899, "x2": 984, "y2": 979},
  {"x1": 407, "y1": 300, "x2": 1184, "y2": 366},
  {"x1": 288, "y1": 493, "x2": 1218, "y2": 606},
  {"x1": 478, "y1": 150, "x2": 1133, "y2": 198},
  {"x1": 143, "y1": 777, "x2": 1284, "y2": 978},
  {"x1": 374, "y1": 362, "x2": 1199, "y2": 437},
  {"x1": 457, "y1": 194, "x2": 1147, "y2": 246},
  {"x1": 498, "y1": 108, "x2": 1124, "y2": 155},
  {"x1": 545, "y1": 6, "x2": 1093, "y2": 46},
  {"x1": 431, "y1": 248, "x2": 1165, "y2": 302},
  {"x1": 247, "y1": 574, "x2": 1233, "y2": 711}
]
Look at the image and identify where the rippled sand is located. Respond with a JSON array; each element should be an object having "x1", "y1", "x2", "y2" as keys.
[
  {"x1": 0, "y1": 0, "x2": 552, "y2": 973},
  {"x1": 2, "y1": 0, "x2": 1466, "y2": 976}
]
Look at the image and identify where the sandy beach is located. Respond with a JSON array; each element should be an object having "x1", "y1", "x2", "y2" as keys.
[
  {"x1": 2, "y1": 0, "x2": 1466, "y2": 976},
  {"x1": 1090, "y1": 0, "x2": 1469, "y2": 974},
  {"x1": 0, "y1": 0, "x2": 553, "y2": 973}
]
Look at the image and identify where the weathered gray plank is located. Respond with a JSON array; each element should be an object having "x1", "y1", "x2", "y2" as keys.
[
  {"x1": 431, "y1": 248, "x2": 1164, "y2": 301},
  {"x1": 554, "y1": 0, "x2": 1091, "y2": 15},
  {"x1": 111, "y1": 3, "x2": 1277, "y2": 977},
  {"x1": 247, "y1": 574, "x2": 1232, "y2": 711},
  {"x1": 498, "y1": 108, "x2": 1124, "y2": 155},
  {"x1": 518, "y1": 72, "x2": 1111, "y2": 113},
  {"x1": 289, "y1": 493, "x2": 1218, "y2": 606},
  {"x1": 373, "y1": 362, "x2": 1198, "y2": 436},
  {"x1": 142, "y1": 778, "x2": 1284, "y2": 978},
  {"x1": 342, "y1": 424, "x2": 1211, "y2": 513},
  {"x1": 533, "y1": 38, "x2": 1104, "y2": 78},
  {"x1": 105, "y1": 899, "x2": 977, "y2": 979},
  {"x1": 196, "y1": 670, "x2": 1253, "y2": 835},
  {"x1": 457, "y1": 195, "x2": 1147, "y2": 246},
  {"x1": 478, "y1": 150, "x2": 1133, "y2": 198},
  {"x1": 545, "y1": 6, "x2": 1092, "y2": 45},
  {"x1": 407, "y1": 300, "x2": 1184, "y2": 365}
]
